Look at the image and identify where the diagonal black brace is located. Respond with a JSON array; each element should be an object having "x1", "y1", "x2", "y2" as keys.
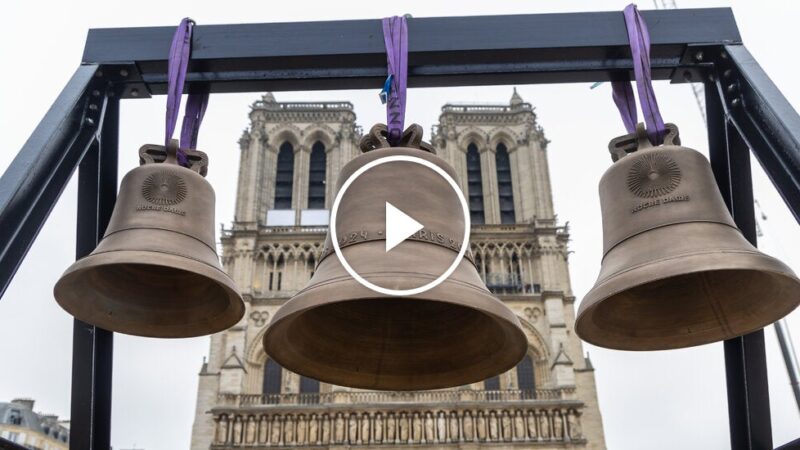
[
  {"x1": 0, "y1": 64, "x2": 107, "y2": 299},
  {"x1": 711, "y1": 45, "x2": 800, "y2": 223}
]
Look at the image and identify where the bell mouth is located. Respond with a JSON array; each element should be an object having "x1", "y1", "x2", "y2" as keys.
[
  {"x1": 577, "y1": 252, "x2": 800, "y2": 351},
  {"x1": 265, "y1": 295, "x2": 526, "y2": 391},
  {"x1": 54, "y1": 251, "x2": 244, "y2": 338}
]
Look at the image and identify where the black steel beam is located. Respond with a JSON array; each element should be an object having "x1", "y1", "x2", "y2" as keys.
[
  {"x1": 713, "y1": 45, "x2": 800, "y2": 223},
  {"x1": 706, "y1": 81, "x2": 773, "y2": 450},
  {"x1": 81, "y1": 8, "x2": 740, "y2": 94},
  {"x1": 69, "y1": 97, "x2": 117, "y2": 450},
  {"x1": 723, "y1": 330, "x2": 773, "y2": 450},
  {"x1": 0, "y1": 64, "x2": 104, "y2": 299}
]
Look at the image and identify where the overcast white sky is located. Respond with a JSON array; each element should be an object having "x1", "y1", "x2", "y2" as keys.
[{"x1": 2, "y1": 1, "x2": 800, "y2": 449}]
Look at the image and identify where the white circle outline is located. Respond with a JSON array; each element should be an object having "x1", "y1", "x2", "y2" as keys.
[{"x1": 330, "y1": 155, "x2": 471, "y2": 296}]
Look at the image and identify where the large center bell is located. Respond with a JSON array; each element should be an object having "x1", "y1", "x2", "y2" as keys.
[
  {"x1": 576, "y1": 124, "x2": 800, "y2": 351},
  {"x1": 54, "y1": 141, "x2": 244, "y2": 338},
  {"x1": 264, "y1": 124, "x2": 527, "y2": 391}
]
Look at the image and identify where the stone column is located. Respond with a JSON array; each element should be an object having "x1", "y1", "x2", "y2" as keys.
[
  {"x1": 294, "y1": 144, "x2": 309, "y2": 224},
  {"x1": 481, "y1": 145, "x2": 500, "y2": 224},
  {"x1": 258, "y1": 142, "x2": 278, "y2": 224},
  {"x1": 323, "y1": 145, "x2": 337, "y2": 210},
  {"x1": 447, "y1": 138, "x2": 468, "y2": 195},
  {"x1": 531, "y1": 137, "x2": 555, "y2": 219},
  {"x1": 234, "y1": 129, "x2": 258, "y2": 223},
  {"x1": 509, "y1": 146, "x2": 526, "y2": 221}
]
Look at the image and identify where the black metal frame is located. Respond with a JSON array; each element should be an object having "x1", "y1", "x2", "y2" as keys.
[{"x1": 0, "y1": 8, "x2": 798, "y2": 450}]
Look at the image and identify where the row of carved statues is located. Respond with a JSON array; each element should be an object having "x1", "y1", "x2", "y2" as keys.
[{"x1": 213, "y1": 407, "x2": 583, "y2": 446}]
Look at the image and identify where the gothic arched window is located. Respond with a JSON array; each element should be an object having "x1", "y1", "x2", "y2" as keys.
[
  {"x1": 495, "y1": 142, "x2": 515, "y2": 224},
  {"x1": 466, "y1": 143, "x2": 485, "y2": 225},
  {"x1": 299, "y1": 376, "x2": 321, "y2": 404},
  {"x1": 517, "y1": 354, "x2": 536, "y2": 389},
  {"x1": 263, "y1": 359, "x2": 283, "y2": 402},
  {"x1": 484, "y1": 375, "x2": 500, "y2": 391},
  {"x1": 274, "y1": 142, "x2": 294, "y2": 209},
  {"x1": 517, "y1": 354, "x2": 536, "y2": 399},
  {"x1": 308, "y1": 141, "x2": 326, "y2": 209}
]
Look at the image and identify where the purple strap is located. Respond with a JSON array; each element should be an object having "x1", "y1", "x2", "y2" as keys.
[
  {"x1": 381, "y1": 16, "x2": 408, "y2": 146},
  {"x1": 611, "y1": 4, "x2": 666, "y2": 145},
  {"x1": 180, "y1": 91, "x2": 209, "y2": 150},
  {"x1": 166, "y1": 18, "x2": 209, "y2": 166}
]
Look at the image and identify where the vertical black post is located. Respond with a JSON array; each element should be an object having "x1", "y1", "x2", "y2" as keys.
[
  {"x1": 706, "y1": 82, "x2": 773, "y2": 450},
  {"x1": 69, "y1": 96, "x2": 118, "y2": 450}
]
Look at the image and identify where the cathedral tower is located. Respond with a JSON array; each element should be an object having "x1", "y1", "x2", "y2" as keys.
[{"x1": 190, "y1": 91, "x2": 606, "y2": 449}]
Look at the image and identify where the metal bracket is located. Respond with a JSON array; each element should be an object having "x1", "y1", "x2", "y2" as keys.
[
  {"x1": 93, "y1": 62, "x2": 150, "y2": 99},
  {"x1": 705, "y1": 45, "x2": 800, "y2": 222}
]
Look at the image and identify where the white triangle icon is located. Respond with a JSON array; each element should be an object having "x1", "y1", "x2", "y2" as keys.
[{"x1": 385, "y1": 202, "x2": 424, "y2": 252}]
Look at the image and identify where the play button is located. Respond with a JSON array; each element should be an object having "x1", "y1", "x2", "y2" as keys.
[
  {"x1": 385, "y1": 202, "x2": 424, "y2": 252},
  {"x1": 330, "y1": 154, "x2": 470, "y2": 296}
]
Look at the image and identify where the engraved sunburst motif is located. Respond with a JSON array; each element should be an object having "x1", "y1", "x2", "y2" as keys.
[
  {"x1": 626, "y1": 153, "x2": 682, "y2": 198},
  {"x1": 142, "y1": 171, "x2": 187, "y2": 205}
]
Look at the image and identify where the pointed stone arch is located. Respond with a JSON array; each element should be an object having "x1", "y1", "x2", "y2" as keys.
[
  {"x1": 268, "y1": 124, "x2": 303, "y2": 151},
  {"x1": 516, "y1": 316, "x2": 550, "y2": 362},
  {"x1": 488, "y1": 126, "x2": 521, "y2": 152},
  {"x1": 456, "y1": 127, "x2": 490, "y2": 151},
  {"x1": 302, "y1": 123, "x2": 337, "y2": 150},
  {"x1": 514, "y1": 315, "x2": 552, "y2": 388},
  {"x1": 246, "y1": 322, "x2": 271, "y2": 365}
]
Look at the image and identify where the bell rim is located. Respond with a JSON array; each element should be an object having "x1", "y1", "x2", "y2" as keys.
[
  {"x1": 576, "y1": 249, "x2": 800, "y2": 351},
  {"x1": 54, "y1": 249, "x2": 244, "y2": 338},
  {"x1": 269, "y1": 271, "x2": 523, "y2": 332},
  {"x1": 263, "y1": 275, "x2": 527, "y2": 391}
]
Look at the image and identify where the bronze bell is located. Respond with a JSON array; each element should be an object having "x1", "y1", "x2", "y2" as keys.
[
  {"x1": 576, "y1": 124, "x2": 800, "y2": 351},
  {"x1": 54, "y1": 140, "x2": 244, "y2": 338},
  {"x1": 264, "y1": 124, "x2": 527, "y2": 390}
]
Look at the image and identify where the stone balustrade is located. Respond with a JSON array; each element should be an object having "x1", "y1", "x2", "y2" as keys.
[
  {"x1": 221, "y1": 218, "x2": 565, "y2": 239},
  {"x1": 222, "y1": 224, "x2": 329, "y2": 237},
  {"x1": 440, "y1": 103, "x2": 533, "y2": 113},
  {"x1": 217, "y1": 388, "x2": 574, "y2": 408},
  {"x1": 259, "y1": 225, "x2": 328, "y2": 235},
  {"x1": 210, "y1": 405, "x2": 584, "y2": 447},
  {"x1": 252, "y1": 99, "x2": 355, "y2": 111},
  {"x1": 471, "y1": 221, "x2": 564, "y2": 235}
]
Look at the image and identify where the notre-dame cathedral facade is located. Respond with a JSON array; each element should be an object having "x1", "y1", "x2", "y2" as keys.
[{"x1": 190, "y1": 91, "x2": 606, "y2": 449}]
